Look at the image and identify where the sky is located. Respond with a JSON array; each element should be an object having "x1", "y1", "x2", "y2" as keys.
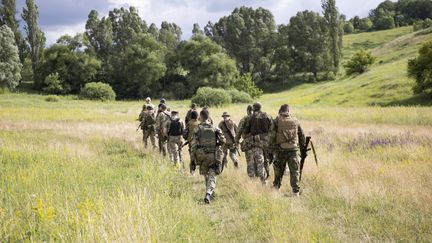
[{"x1": 14, "y1": 0, "x2": 387, "y2": 45}]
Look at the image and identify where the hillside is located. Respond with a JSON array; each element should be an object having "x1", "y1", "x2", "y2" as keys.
[{"x1": 265, "y1": 26, "x2": 432, "y2": 107}]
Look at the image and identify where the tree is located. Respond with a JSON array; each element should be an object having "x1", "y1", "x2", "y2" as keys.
[
  {"x1": 0, "y1": 0, "x2": 27, "y2": 62},
  {"x1": 233, "y1": 73, "x2": 263, "y2": 98},
  {"x1": 22, "y1": 0, "x2": 45, "y2": 85},
  {"x1": 370, "y1": 8, "x2": 395, "y2": 30},
  {"x1": 287, "y1": 11, "x2": 331, "y2": 79},
  {"x1": 192, "y1": 23, "x2": 203, "y2": 36},
  {"x1": 344, "y1": 50, "x2": 376, "y2": 75},
  {"x1": 343, "y1": 22, "x2": 354, "y2": 34},
  {"x1": 176, "y1": 35, "x2": 239, "y2": 96},
  {"x1": 408, "y1": 41, "x2": 432, "y2": 94},
  {"x1": 205, "y1": 7, "x2": 276, "y2": 82},
  {"x1": 85, "y1": 10, "x2": 113, "y2": 60},
  {"x1": 159, "y1": 21, "x2": 182, "y2": 50},
  {"x1": 322, "y1": 0, "x2": 343, "y2": 73},
  {"x1": 0, "y1": 25, "x2": 22, "y2": 90}
]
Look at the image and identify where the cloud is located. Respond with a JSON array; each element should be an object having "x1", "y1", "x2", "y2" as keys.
[{"x1": 15, "y1": 0, "x2": 385, "y2": 45}]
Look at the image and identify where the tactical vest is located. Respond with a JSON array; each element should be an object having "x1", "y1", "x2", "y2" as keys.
[
  {"x1": 197, "y1": 124, "x2": 217, "y2": 152},
  {"x1": 275, "y1": 115, "x2": 299, "y2": 149},
  {"x1": 144, "y1": 113, "x2": 156, "y2": 126},
  {"x1": 249, "y1": 112, "x2": 271, "y2": 136},
  {"x1": 187, "y1": 120, "x2": 199, "y2": 141},
  {"x1": 168, "y1": 119, "x2": 182, "y2": 136}
]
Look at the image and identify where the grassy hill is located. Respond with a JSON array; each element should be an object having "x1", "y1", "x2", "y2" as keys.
[
  {"x1": 265, "y1": 26, "x2": 432, "y2": 107},
  {"x1": 1, "y1": 27, "x2": 432, "y2": 242}
]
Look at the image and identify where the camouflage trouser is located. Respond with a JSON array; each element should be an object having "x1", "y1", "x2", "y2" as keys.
[
  {"x1": 168, "y1": 136, "x2": 183, "y2": 165},
  {"x1": 195, "y1": 149, "x2": 221, "y2": 196},
  {"x1": 273, "y1": 151, "x2": 300, "y2": 193},
  {"x1": 143, "y1": 129, "x2": 156, "y2": 149},
  {"x1": 158, "y1": 133, "x2": 168, "y2": 157},
  {"x1": 245, "y1": 149, "x2": 256, "y2": 177},
  {"x1": 251, "y1": 147, "x2": 267, "y2": 184},
  {"x1": 222, "y1": 144, "x2": 238, "y2": 167}
]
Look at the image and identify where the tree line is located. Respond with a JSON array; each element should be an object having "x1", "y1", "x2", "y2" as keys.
[{"x1": 1, "y1": 0, "x2": 432, "y2": 99}]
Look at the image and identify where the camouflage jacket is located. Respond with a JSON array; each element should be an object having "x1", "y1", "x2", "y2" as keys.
[
  {"x1": 218, "y1": 119, "x2": 238, "y2": 146},
  {"x1": 190, "y1": 121, "x2": 225, "y2": 155},
  {"x1": 272, "y1": 114, "x2": 306, "y2": 152}
]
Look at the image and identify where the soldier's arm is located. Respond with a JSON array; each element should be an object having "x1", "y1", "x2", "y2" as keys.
[
  {"x1": 235, "y1": 118, "x2": 245, "y2": 143},
  {"x1": 298, "y1": 124, "x2": 306, "y2": 150},
  {"x1": 215, "y1": 128, "x2": 226, "y2": 146}
]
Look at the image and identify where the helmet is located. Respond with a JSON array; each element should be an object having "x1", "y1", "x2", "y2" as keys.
[
  {"x1": 252, "y1": 102, "x2": 262, "y2": 111},
  {"x1": 145, "y1": 97, "x2": 151, "y2": 102},
  {"x1": 160, "y1": 98, "x2": 166, "y2": 104}
]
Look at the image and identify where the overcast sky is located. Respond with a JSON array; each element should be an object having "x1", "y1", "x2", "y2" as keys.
[{"x1": 15, "y1": 0, "x2": 386, "y2": 45}]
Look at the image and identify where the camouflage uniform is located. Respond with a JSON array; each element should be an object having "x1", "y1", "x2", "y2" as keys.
[
  {"x1": 272, "y1": 112, "x2": 306, "y2": 193},
  {"x1": 155, "y1": 110, "x2": 171, "y2": 156},
  {"x1": 142, "y1": 110, "x2": 157, "y2": 149},
  {"x1": 248, "y1": 108, "x2": 273, "y2": 184},
  {"x1": 190, "y1": 120, "x2": 225, "y2": 203},
  {"x1": 235, "y1": 108, "x2": 255, "y2": 177},
  {"x1": 166, "y1": 115, "x2": 185, "y2": 165},
  {"x1": 218, "y1": 116, "x2": 239, "y2": 168},
  {"x1": 183, "y1": 118, "x2": 200, "y2": 172}
]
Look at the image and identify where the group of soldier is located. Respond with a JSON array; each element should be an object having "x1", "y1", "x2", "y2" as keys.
[{"x1": 137, "y1": 97, "x2": 307, "y2": 204}]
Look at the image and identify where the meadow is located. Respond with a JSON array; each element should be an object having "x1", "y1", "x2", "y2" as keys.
[{"x1": 1, "y1": 27, "x2": 432, "y2": 242}]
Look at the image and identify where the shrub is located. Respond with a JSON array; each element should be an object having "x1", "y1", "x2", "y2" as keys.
[
  {"x1": 79, "y1": 82, "x2": 116, "y2": 101},
  {"x1": 42, "y1": 73, "x2": 65, "y2": 94},
  {"x1": 227, "y1": 89, "x2": 253, "y2": 103},
  {"x1": 413, "y1": 19, "x2": 432, "y2": 31},
  {"x1": 191, "y1": 87, "x2": 232, "y2": 107},
  {"x1": 233, "y1": 73, "x2": 263, "y2": 98},
  {"x1": 408, "y1": 41, "x2": 432, "y2": 94},
  {"x1": 344, "y1": 50, "x2": 376, "y2": 75},
  {"x1": 45, "y1": 95, "x2": 60, "y2": 102}
]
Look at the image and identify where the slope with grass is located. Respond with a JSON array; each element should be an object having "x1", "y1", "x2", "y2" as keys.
[
  {"x1": 1, "y1": 93, "x2": 432, "y2": 242},
  {"x1": 266, "y1": 26, "x2": 432, "y2": 106}
]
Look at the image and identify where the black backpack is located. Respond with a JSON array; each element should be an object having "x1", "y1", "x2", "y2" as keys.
[
  {"x1": 250, "y1": 113, "x2": 271, "y2": 136},
  {"x1": 168, "y1": 119, "x2": 183, "y2": 136}
]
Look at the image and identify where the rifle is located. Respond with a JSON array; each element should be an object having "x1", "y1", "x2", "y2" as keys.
[
  {"x1": 178, "y1": 141, "x2": 190, "y2": 152},
  {"x1": 136, "y1": 123, "x2": 142, "y2": 132},
  {"x1": 299, "y1": 136, "x2": 319, "y2": 181}
]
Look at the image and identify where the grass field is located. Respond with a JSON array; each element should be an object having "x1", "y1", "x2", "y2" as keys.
[{"x1": 1, "y1": 27, "x2": 432, "y2": 242}]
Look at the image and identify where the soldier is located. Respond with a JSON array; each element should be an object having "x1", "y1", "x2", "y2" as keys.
[
  {"x1": 190, "y1": 109, "x2": 225, "y2": 204},
  {"x1": 145, "y1": 97, "x2": 155, "y2": 110},
  {"x1": 157, "y1": 98, "x2": 167, "y2": 115},
  {"x1": 141, "y1": 106, "x2": 157, "y2": 149},
  {"x1": 248, "y1": 102, "x2": 272, "y2": 185},
  {"x1": 155, "y1": 104, "x2": 171, "y2": 156},
  {"x1": 218, "y1": 112, "x2": 239, "y2": 168},
  {"x1": 201, "y1": 107, "x2": 214, "y2": 125},
  {"x1": 166, "y1": 110, "x2": 185, "y2": 166},
  {"x1": 183, "y1": 110, "x2": 200, "y2": 174},
  {"x1": 272, "y1": 104, "x2": 306, "y2": 197},
  {"x1": 185, "y1": 103, "x2": 198, "y2": 125},
  {"x1": 235, "y1": 105, "x2": 255, "y2": 177}
]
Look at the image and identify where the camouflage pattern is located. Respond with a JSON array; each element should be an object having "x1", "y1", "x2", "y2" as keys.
[
  {"x1": 245, "y1": 149, "x2": 256, "y2": 177},
  {"x1": 235, "y1": 113, "x2": 255, "y2": 177},
  {"x1": 273, "y1": 151, "x2": 300, "y2": 192},
  {"x1": 166, "y1": 117, "x2": 185, "y2": 165},
  {"x1": 272, "y1": 113, "x2": 306, "y2": 193},
  {"x1": 218, "y1": 119, "x2": 239, "y2": 167},
  {"x1": 251, "y1": 147, "x2": 267, "y2": 183},
  {"x1": 190, "y1": 121, "x2": 225, "y2": 198},
  {"x1": 184, "y1": 119, "x2": 200, "y2": 169},
  {"x1": 155, "y1": 111, "x2": 171, "y2": 156},
  {"x1": 142, "y1": 111, "x2": 157, "y2": 149}
]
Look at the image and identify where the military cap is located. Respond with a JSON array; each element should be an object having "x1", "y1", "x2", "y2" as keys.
[
  {"x1": 221, "y1": 112, "x2": 230, "y2": 117},
  {"x1": 146, "y1": 97, "x2": 151, "y2": 102},
  {"x1": 253, "y1": 102, "x2": 262, "y2": 111},
  {"x1": 160, "y1": 98, "x2": 166, "y2": 103}
]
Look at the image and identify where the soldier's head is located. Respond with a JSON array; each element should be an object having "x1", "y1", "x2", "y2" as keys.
[
  {"x1": 160, "y1": 104, "x2": 167, "y2": 111},
  {"x1": 246, "y1": 105, "x2": 253, "y2": 115},
  {"x1": 145, "y1": 97, "x2": 151, "y2": 103},
  {"x1": 191, "y1": 103, "x2": 197, "y2": 109},
  {"x1": 147, "y1": 105, "x2": 154, "y2": 113},
  {"x1": 171, "y1": 110, "x2": 179, "y2": 118},
  {"x1": 191, "y1": 111, "x2": 198, "y2": 120},
  {"x1": 200, "y1": 109, "x2": 209, "y2": 122},
  {"x1": 222, "y1": 112, "x2": 231, "y2": 121},
  {"x1": 253, "y1": 102, "x2": 262, "y2": 112},
  {"x1": 279, "y1": 104, "x2": 290, "y2": 116},
  {"x1": 160, "y1": 98, "x2": 166, "y2": 104}
]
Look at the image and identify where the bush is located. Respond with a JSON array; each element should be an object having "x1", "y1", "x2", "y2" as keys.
[
  {"x1": 79, "y1": 82, "x2": 116, "y2": 101},
  {"x1": 413, "y1": 19, "x2": 432, "y2": 32},
  {"x1": 344, "y1": 50, "x2": 376, "y2": 75},
  {"x1": 42, "y1": 73, "x2": 65, "y2": 94},
  {"x1": 343, "y1": 22, "x2": 355, "y2": 34},
  {"x1": 45, "y1": 95, "x2": 60, "y2": 102},
  {"x1": 233, "y1": 73, "x2": 263, "y2": 98},
  {"x1": 408, "y1": 41, "x2": 432, "y2": 94},
  {"x1": 191, "y1": 87, "x2": 232, "y2": 107},
  {"x1": 227, "y1": 89, "x2": 253, "y2": 103}
]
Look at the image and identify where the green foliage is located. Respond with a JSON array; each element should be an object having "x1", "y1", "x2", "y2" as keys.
[
  {"x1": 191, "y1": 87, "x2": 232, "y2": 107},
  {"x1": 42, "y1": 73, "x2": 64, "y2": 94},
  {"x1": 79, "y1": 82, "x2": 116, "y2": 101},
  {"x1": 408, "y1": 41, "x2": 432, "y2": 94},
  {"x1": 233, "y1": 73, "x2": 263, "y2": 98},
  {"x1": 322, "y1": 0, "x2": 344, "y2": 72},
  {"x1": 44, "y1": 95, "x2": 60, "y2": 102},
  {"x1": 0, "y1": 25, "x2": 22, "y2": 90},
  {"x1": 205, "y1": 7, "x2": 276, "y2": 82},
  {"x1": 343, "y1": 22, "x2": 355, "y2": 34},
  {"x1": 413, "y1": 18, "x2": 432, "y2": 31},
  {"x1": 227, "y1": 89, "x2": 253, "y2": 103},
  {"x1": 344, "y1": 50, "x2": 376, "y2": 75}
]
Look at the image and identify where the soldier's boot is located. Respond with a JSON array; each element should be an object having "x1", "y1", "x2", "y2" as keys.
[{"x1": 204, "y1": 193, "x2": 211, "y2": 204}]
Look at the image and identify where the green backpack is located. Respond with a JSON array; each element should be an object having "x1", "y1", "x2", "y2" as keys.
[{"x1": 198, "y1": 124, "x2": 217, "y2": 153}]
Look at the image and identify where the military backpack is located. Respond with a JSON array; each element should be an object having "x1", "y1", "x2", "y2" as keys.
[
  {"x1": 275, "y1": 115, "x2": 299, "y2": 150},
  {"x1": 168, "y1": 118, "x2": 183, "y2": 136}
]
